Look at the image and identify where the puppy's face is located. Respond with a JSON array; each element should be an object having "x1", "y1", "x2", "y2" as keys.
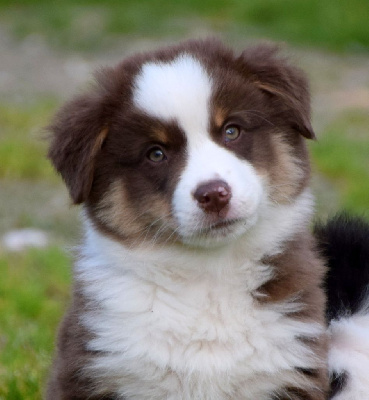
[{"x1": 49, "y1": 40, "x2": 314, "y2": 247}]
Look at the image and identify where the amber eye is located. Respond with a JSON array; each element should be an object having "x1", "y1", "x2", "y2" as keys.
[
  {"x1": 147, "y1": 147, "x2": 166, "y2": 162},
  {"x1": 224, "y1": 125, "x2": 240, "y2": 141}
]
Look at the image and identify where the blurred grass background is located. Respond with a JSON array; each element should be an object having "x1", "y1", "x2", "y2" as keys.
[{"x1": 0, "y1": 0, "x2": 368, "y2": 398}]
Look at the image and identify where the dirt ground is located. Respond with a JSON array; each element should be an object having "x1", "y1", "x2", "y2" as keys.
[{"x1": 2, "y1": 28, "x2": 368, "y2": 115}]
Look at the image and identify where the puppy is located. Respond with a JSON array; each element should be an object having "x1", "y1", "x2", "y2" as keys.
[{"x1": 46, "y1": 39, "x2": 367, "y2": 399}]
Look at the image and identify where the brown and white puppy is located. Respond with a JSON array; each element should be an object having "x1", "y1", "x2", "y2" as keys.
[{"x1": 46, "y1": 39, "x2": 329, "y2": 400}]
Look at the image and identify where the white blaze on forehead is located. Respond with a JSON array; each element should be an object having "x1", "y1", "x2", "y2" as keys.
[{"x1": 133, "y1": 54, "x2": 212, "y2": 135}]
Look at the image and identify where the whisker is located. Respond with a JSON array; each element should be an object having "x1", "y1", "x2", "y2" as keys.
[{"x1": 127, "y1": 213, "x2": 174, "y2": 250}]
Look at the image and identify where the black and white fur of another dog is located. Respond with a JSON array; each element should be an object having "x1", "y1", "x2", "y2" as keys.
[{"x1": 46, "y1": 39, "x2": 369, "y2": 400}]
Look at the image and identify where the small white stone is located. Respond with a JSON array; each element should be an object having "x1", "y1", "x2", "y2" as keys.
[{"x1": 2, "y1": 229, "x2": 49, "y2": 252}]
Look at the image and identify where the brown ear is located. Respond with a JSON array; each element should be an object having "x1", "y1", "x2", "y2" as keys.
[
  {"x1": 48, "y1": 93, "x2": 109, "y2": 204},
  {"x1": 240, "y1": 44, "x2": 316, "y2": 140}
]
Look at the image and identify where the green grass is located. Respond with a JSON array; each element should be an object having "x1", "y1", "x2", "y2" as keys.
[
  {"x1": 0, "y1": 247, "x2": 71, "y2": 399},
  {"x1": 0, "y1": 101, "x2": 58, "y2": 180},
  {"x1": 0, "y1": 0, "x2": 368, "y2": 52},
  {"x1": 310, "y1": 109, "x2": 369, "y2": 216}
]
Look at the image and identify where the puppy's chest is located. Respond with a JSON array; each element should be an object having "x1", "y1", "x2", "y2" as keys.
[{"x1": 83, "y1": 265, "x2": 311, "y2": 399}]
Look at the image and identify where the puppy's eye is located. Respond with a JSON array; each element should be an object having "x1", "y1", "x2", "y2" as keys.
[
  {"x1": 147, "y1": 147, "x2": 166, "y2": 163},
  {"x1": 224, "y1": 125, "x2": 240, "y2": 142}
]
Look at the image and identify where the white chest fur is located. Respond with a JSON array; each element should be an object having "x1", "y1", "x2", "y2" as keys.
[{"x1": 77, "y1": 221, "x2": 323, "y2": 400}]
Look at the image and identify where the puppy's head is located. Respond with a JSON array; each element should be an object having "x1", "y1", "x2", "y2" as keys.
[{"x1": 49, "y1": 39, "x2": 314, "y2": 248}]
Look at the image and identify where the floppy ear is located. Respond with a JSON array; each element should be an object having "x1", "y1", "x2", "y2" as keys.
[
  {"x1": 48, "y1": 92, "x2": 109, "y2": 204},
  {"x1": 240, "y1": 44, "x2": 316, "y2": 140}
]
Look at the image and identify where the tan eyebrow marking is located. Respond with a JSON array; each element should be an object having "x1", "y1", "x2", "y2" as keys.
[
  {"x1": 149, "y1": 127, "x2": 170, "y2": 144},
  {"x1": 214, "y1": 107, "x2": 227, "y2": 128}
]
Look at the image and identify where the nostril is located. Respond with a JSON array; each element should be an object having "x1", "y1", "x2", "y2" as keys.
[
  {"x1": 193, "y1": 180, "x2": 232, "y2": 213},
  {"x1": 199, "y1": 194, "x2": 211, "y2": 204}
]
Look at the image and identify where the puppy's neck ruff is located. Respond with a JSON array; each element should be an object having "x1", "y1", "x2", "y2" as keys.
[{"x1": 76, "y1": 190, "x2": 322, "y2": 400}]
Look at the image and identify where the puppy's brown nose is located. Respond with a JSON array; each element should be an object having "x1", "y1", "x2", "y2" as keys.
[{"x1": 194, "y1": 180, "x2": 231, "y2": 213}]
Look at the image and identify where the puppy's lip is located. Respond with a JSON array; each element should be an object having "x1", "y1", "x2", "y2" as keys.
[{"x1": 200, "y1": 218, "x2": 244, "y2": 233}]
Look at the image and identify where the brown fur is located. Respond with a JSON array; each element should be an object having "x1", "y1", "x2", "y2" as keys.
[
  {"x1": 47, "y1": 39, "x2": 328, "y2": 399},
  {"x1": 260, "y1": 233, "x2": 329, "y2": 398},
  {"x1": 46, "y1": 285, "x2": 117, "y2": 400}
]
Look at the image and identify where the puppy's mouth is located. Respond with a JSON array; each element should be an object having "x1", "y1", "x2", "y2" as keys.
[{"x1": 178, "y1": 215, "x2": 254, "y2": 247}]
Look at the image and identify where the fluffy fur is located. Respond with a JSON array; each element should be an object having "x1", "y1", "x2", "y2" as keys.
[
  {"x1": 46, "y1": 39, "x2": 368, "y2": 400},
  {"x1": 316, "y1": 215, "x2": 369, "y2": 399}
]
